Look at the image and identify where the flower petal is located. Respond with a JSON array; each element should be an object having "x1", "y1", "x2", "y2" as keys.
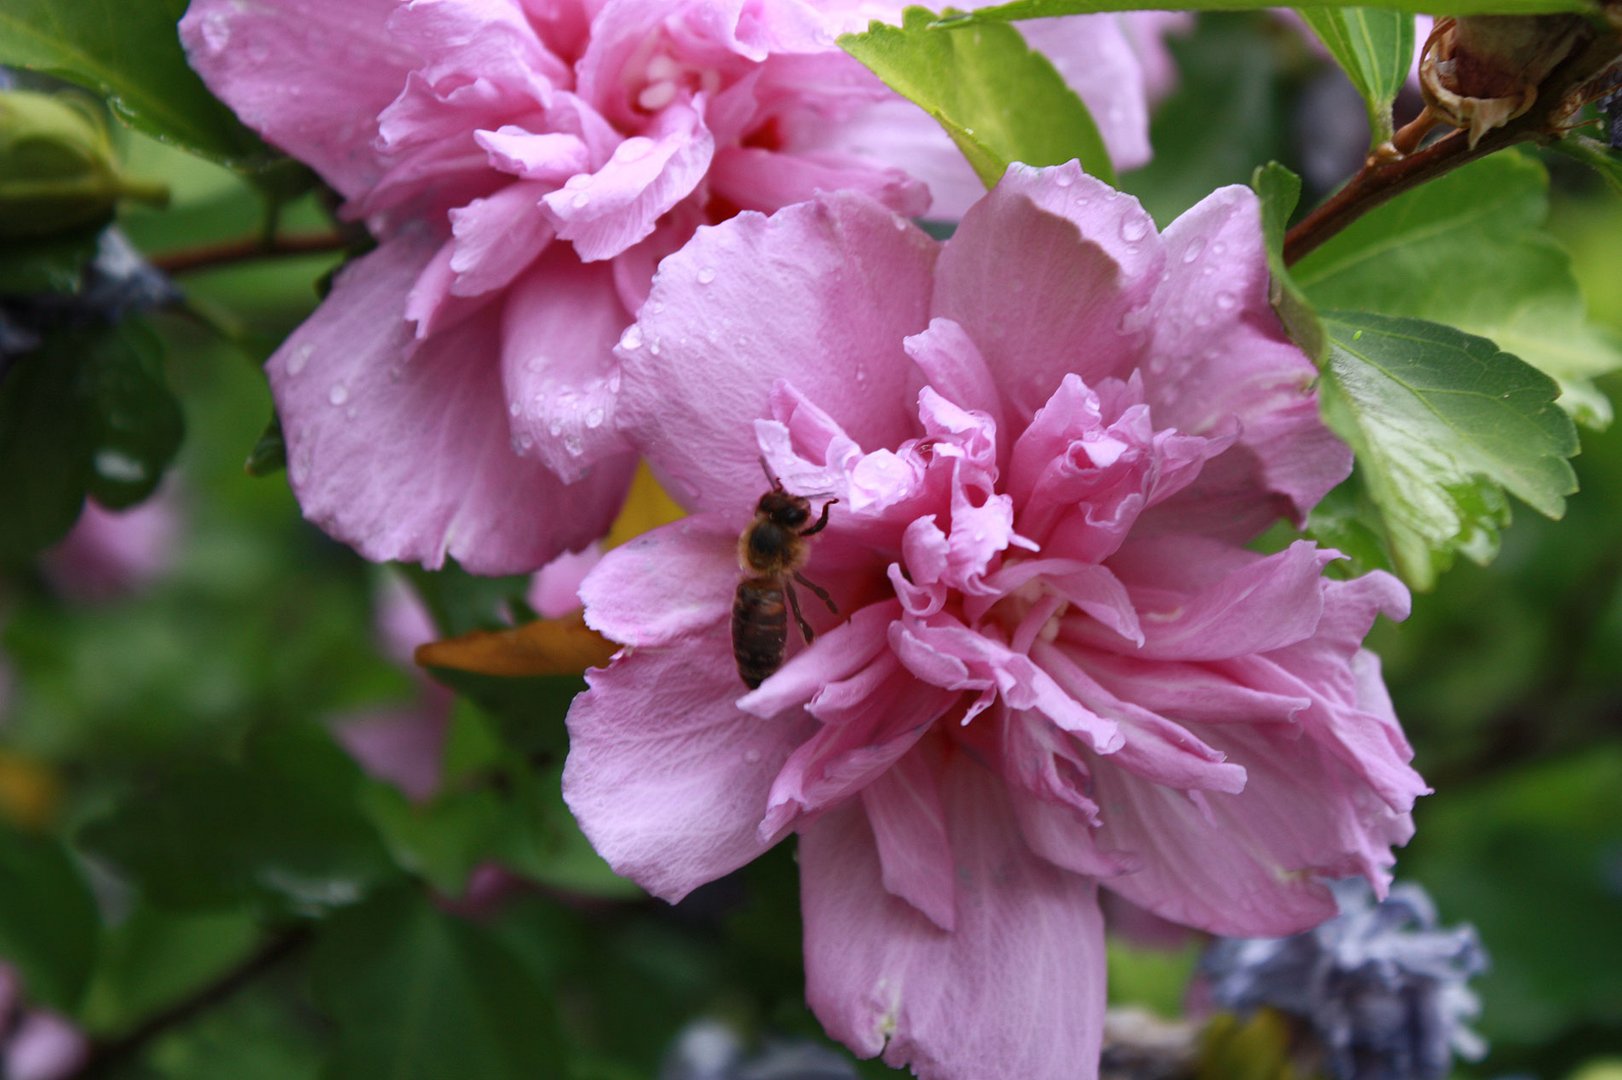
[
  {"x1": 801, "y1": 753, "x2": 1107, "y2": 1080},
  {"x1": 542, "y1": 101, "x2": 715, "y2": 262},
  {"x1": 578, "y1": 516, "x2": 739, "y2": 648},
  {"x1": 1143, "y1": 185, "x2": 1351, "y2": 530},
  {"x1": 709, "y1": 147, "x2": 928, "y2": 217},
  {"x1": 930, "y1": 162, "x2": 1164, "y2": 425},
  {"x1": 180, "y1": 0, "x2": 412, "y2": 199},
  {"x1": 500, "y1": 251, "x2": 633, "y2": 479},
  {"x1": 1092, "y1": 720, "x2": 1414, "y2": 937},
  {"x1": 617, "y1": 195, "x2": 936, "y2": 512},
  {"x1": 562, "y1": 621, "x2": 815, "y2": 902},
  {"x1": 269, "y1": 236, "x2": 632, "y2": 573}
]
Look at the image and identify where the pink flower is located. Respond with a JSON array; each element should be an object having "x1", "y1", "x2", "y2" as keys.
[
  {"x1": 561, "y1": 164, "x2": 1426, "y2": 1079},
  {"x1": 40, "y1": 491, "x2": 180, "y2": 603},
  {"x1": 181, "y1": 0, "x2": 1185, "y2": 573}
]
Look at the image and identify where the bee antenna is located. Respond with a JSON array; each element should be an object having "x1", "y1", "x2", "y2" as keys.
[{"x1": 758, "y1": 455, "x2": 782, "y2": 489}]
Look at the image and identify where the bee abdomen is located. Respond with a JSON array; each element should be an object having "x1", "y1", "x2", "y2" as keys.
[{"x1": 733, "y1": 577, "x2": 788, "y2": 689}]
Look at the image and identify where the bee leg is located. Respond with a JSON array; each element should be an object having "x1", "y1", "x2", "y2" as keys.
[
  {"x1": 799, "y1": 498, "x2": 838, "y2": 537},
  {"x1": 793, "y1": 572, "x2": 838, "y2": 614},
  {"x1": 785, "y1": 581, "x2": 816, "y2": 644}
]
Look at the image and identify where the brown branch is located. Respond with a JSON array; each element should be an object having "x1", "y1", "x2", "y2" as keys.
[
  {"x1": 1285, "y1": 15, "x2": 1622, "y2": 267},
  {"x1": 68, "y1": 926, "x2": 314, "y2": 1079},
  {"x1": 150, "y1": 233, "x2": 349, "y2": 276}
]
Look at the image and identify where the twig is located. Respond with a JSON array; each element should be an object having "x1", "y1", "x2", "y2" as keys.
[
  {"x1": 68, "y1": 926, "x2": 315, "y2": 1079},
  {"x1": 1285, "y1": 16, "x2": 1622, "y2": 266},
  {"x1": 150, "y1": 233, "x2": 349, "y2": 276}
]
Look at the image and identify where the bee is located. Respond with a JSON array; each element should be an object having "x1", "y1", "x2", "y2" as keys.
[{"x1": 733, "y1": 460, "x2": 838, "y2": 689}]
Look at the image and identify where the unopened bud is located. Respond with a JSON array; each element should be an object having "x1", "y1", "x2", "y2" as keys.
[{"x1": 0, "y1": 89, "x2": 166, "y2": 241}]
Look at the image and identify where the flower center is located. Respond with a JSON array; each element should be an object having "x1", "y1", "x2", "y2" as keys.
[
  {"x1": 992, "y1": 573, "x2": 1071, "y2": 655},
  {"x1": 631, "y1": 48, "x2": 722, "y2": 112}
]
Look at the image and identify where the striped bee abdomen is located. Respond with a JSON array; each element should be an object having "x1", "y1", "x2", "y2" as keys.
[{"x1": 732, "y1": 577, "x2": 788, "y2": 690}]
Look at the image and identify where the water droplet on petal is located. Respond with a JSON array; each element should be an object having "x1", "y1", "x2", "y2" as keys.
[
  {"x1": 1182, "y1": 236, "x2": 1207, "y2": 264},
  {"x1": 618, "y1": 325, "x2": 643, "y2": 351},
  {"x1": 509, "y1": 400, "x2": 521, "y2": 417},
  {"x1": 548, "y1": 419, "x2": 564, "y2": 437},
  {"x1": 696, "y1": 266, "x2": 716, "y2": 285},
  {"x1": 1215, "y1": 291, "x2": 1238, "y2": 311},
  {"x1": 743, "y1": 748, "x2": 762, "y2": 764},
  {"x1": 328, "y1": 383, "x2": 349, "y2": 406},
  {"x1": 1054, "y1": 171, "x2": 1074, "y2": 188},
  {"x1": 1119, "y1": 216, "x2": 1149, "y2": 244},
  {"x1": 585, "y1": 406, "x2": 605, "y2": 429},
  {"x1": 286, "y1": 343, "x2": 313, "y2": 376},
  {"x1": 571, "y1": 193, "x2": 590, "y2": 210}
]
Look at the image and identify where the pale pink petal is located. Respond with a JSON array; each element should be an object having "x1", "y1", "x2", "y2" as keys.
[
  {"x1": 543, "y1": 102, "x2": 715, "y2": 262},
  {"x1": 902, "y1": 318, "x2": 1005, "y2": 435},
  {"x1": 861, "y1": 746, "x2": 955, "y2": 931},
  {"x1": 931, "y1": 163, "x2": 1164, "y2": 425},
  {"x1": 446, "y1": 180, "x2": 555, "y2": 297},
  {"x1": 617, "y1": 195, "x2": 936, "y2": 511},
  {"x1": 1018, "y1": 16, "x2": 1156, "y2": 171},
  {"x1": 761, "y1": 652, "x2": 956, "y2": 836},
  {"x1": 5, "y1": 1011, "x2": 88, "y2": 1080},
  {"x1": 42, "y1": 490, "x2": 180, "y2": 603},
  {"x1": 578, "y1": 516, "x2": 739, "y2": 647},
  {"x1": 475, "y1": 126, "x2": 590, "y2": 181},
  {"x1": 334, "y1": 705, "x2": 449, "y2": 804},
  {"x1": 801, "y1": 754, "x2": 1107, "y2": 1080},
  {"x1": 1142, "y1": 185, "x2": 1351, "y2": 529},
  {"x1": 1091, "y1": 539, "x2": 1334, "y2": 661},
  {"x1": 788, "y1": 97, "x2": 986, "y2": 220},
  {"x1": 500, "y1": 251, "x2": 633, "y2": 479},
  {"x1": 709, "y1": 147, "x2": 928, "y2": 216},
  {"x1": 1092, "y1": 719, "x2": 1414, "y2": 937},
  {"x1": 180, "y1": 0, "x2": 413, "y2": 200},
  {"x1": 528, "y1": 544, "x2": 604, "y2": 619},
  {"x1": 269, "y1": 237, "x2": 633, "y2": 573},
  {"x1": 562, "y1": 622, "x2": 815, "y2": 901}
]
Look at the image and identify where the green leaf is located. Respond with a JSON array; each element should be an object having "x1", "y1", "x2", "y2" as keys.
[
  {"x1": 0, "y1": 824, "x2": 100, "y2": 1012},
  {"x1": 947, "y1": 0, "x2": 1591, "y2": 20},
  {"x1": 79, "y1": 722, "x2": 399, "y2": 915},
  {"x1": 0, "y1": 0, "x2": 266, "y2": 166},
  {"x1": 1251, "y1": 162, "x2": 1325, "y2": 362},
  {"x1": 311, "y1": 887, "x2": 565, "y2": 1080},
  {"x1": 0, "y1": 320, "x2": 185, "y2": 558},
  {"x1": 82, "y1": 318, "x2": 185, "y2": 509},
  {"x1": 1121, "y1": 14, "x2": 1289, "y2": 226},
  {"x1": 1295, "y1": 153, "x2": 1622, "y2": 430},
  {"x1": 244, "y1": 414, "x2": 286, "y2": 477},
  {"x1": 1403, "y1": 747, "x2": 1622, "y2": 1046},
  {"x1": 1548, "y1": 133, "x2": 1622, "y2": 197},
  {"x1": 839, "y1": 6, "x2": 1114, "y2": 188},
  {"x1": 0, "y1": 224, "x2": 99, "y2": 293},
  {"x1": 1317, "y1": 311, "x2": 1579, "y2": 589},
  {"x1": 1295, "y1": 8, "x2": 1414, "y2": 146},
  {"x1": 80, "y1": 904, "x2": 261, "y2": 1036},
  {"x1": 0, "y1": 341, "x2": 94, "y2": 558}
]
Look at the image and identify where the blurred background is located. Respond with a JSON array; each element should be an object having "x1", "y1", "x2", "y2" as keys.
[{"x1": 1, "y1": 12, "x2": 1618, "y2": 1080}]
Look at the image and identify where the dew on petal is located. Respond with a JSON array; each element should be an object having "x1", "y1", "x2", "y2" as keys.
[
  {"x1": 1182, "y1": 236, "x2": 1207, "y2": 264},
  {"x1": 328, "y1": 383, "x2": 350, "y2": 406},
  {"x1": 585, "y1": 407, "x2": 605, "y2": 429},
  {"x1": 286, "y1": 343, "x2": 313, "y2": 376},
  {"x1": 697, "y1": 266, "x2": 716, "y2": 285},
  {"x1": 619, "y1": 325, "x2": 644, "y2": 351},
  {"x1": 1120, "y1": 216, "x2": 1149, "y2": 243},
  {"x1": 572, "y1": 193, "x2": 591, "y2": 210}
]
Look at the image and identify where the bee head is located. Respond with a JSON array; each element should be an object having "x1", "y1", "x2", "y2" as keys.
[{"x1": 756, "y1": 489, "x2": 809, "y2": 528}]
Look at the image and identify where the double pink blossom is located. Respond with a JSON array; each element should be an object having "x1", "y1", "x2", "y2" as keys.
[
  {"x1": 562, "y1": 164, "x2": 1427, "y2": 1078},
  {"x1": 181, "y1": 0, "x2": 1184, "y2": 573}
]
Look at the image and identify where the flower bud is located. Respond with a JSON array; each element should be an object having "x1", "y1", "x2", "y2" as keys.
[{"x1": 0, "y1": 89, "x2": 166, "y2": 241}]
